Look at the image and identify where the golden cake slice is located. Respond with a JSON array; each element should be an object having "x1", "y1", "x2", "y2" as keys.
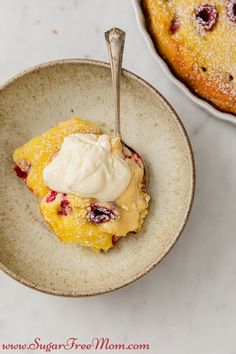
[
  {"x1": 13, "y1": 117, "x2": 150, "y2": 252},
  {"x1": 39, "y1": 138, "x2": 149, "y2": 251},
  {"x1": 13, "y1": 118, "x2": 100, "y2": 197}
]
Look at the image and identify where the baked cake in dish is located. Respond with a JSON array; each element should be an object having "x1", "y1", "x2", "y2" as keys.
[
  {"x1": 13, "y1": 118, "x2": 149, "y2": 252},
  {"x1": 142, "y1": 0, "x2": 236, "y2": 114}
]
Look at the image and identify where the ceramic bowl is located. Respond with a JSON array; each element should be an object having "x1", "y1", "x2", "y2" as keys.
[
  {"x1": 0, "y1": 59, "x2": 195, "y2": 296},
  {"x1": 132, "y1": 0, "x2": 236, "y2": 125}
]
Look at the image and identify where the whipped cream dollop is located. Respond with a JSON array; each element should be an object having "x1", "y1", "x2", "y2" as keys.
[{"x1": 43, "y1": 134, "x2": 131, "y2": 201}]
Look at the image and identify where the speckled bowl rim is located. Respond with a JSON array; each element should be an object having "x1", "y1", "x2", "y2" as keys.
[
  {"x1": 132, "y1": 0, "x2": 236, "y2": 125},
  {"x1": 0, "y1": 58, "x2": 195, "y2": 297}
]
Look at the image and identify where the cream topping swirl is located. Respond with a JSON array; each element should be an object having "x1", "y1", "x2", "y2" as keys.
[{"x1": 43, "y1": 134, "x2": 131, "y2": 201}]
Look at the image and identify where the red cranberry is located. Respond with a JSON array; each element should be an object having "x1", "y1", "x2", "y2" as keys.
[
  {"x1": 58, "y1": 198, "x2": 72, "y2": 216},
  {"x1": 227, "y1": 0, "x2": 236, "y2": 23},
  {"x1": 133, "y1": 153, "x2": 143, "y2": 167},
  {"x1": 87, "y1": 203, "x2": 119, "y2": 225},
  {"x1": 195, "y1": 5, "x2": 218, "y2": 31},
  {"x1": 13, "y1": 164, "x2": 28, "y2": 180},
  {"x1": 46, "y1": 191, "x2": 58, "y2": 203},
  {"x1": 169, "y1": 18, "x2": 181, "y2": 34},
  {"x1": 112, "y1": 236, "x2": 120, "y2": 246}
]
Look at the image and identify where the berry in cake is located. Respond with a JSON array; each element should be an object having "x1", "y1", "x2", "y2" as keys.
[
  {"x1": 227, "y1": 0, "x2": 236, "y2": 23},
  {"x1": 169, "y1": 18, "x2": 181, "y2": 34},
  {"x1": 195, "y1": 4, "x2": 218, "y2": 31},
  {"x1": 87, "y1": 203, "x2": 119, "y2": 224}
]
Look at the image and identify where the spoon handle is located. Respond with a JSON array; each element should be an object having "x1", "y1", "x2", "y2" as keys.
[{"x1": 105, "y1": 28, "x2": 126, "y2": 138}]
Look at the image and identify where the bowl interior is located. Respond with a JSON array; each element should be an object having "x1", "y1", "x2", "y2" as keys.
[{"x1": 0, "y1": 60, "x2": 194, "y2": 296}]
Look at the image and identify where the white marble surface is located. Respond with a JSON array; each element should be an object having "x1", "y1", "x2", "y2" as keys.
[{"x1": 1, "y1": 0, "x2": 236, "y2": 353}]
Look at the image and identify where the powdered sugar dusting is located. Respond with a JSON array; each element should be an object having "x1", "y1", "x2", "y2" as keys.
[{"x1": 144, "y1": 0, "x2": 236, "y2": 110}]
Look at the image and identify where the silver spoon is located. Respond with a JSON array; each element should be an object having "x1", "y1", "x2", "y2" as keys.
[{"x1": 105, "y1": 27, "x2": 147, "y2": 183}]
